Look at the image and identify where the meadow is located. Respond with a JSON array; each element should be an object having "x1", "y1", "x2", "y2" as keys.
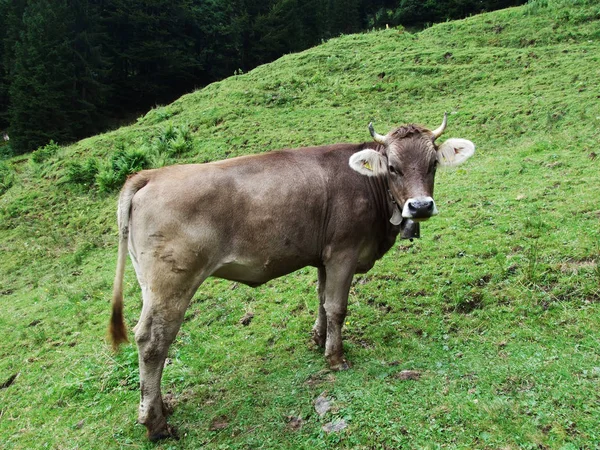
[{"x1": 1, "y1": 0, "x2": 599, "y2": 448}]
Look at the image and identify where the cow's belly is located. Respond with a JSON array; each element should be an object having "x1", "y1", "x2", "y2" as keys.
[{"x1": 212, "y1": 254, "x2": 317, "y2": 286}]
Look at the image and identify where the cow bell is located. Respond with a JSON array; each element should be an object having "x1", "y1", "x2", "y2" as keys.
[{"x1": 400, "y1": 219, "x2": 420, "y2": 241}]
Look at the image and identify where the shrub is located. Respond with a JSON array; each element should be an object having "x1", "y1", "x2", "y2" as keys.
[
  {"x1": 0, "y1": 143, "x2": 13, "y2": 159},
  {"x1": 175, "y1": 123, "x2": 192, "y2": 142},
  {"x1": 95, "y1": 166, "x2": 122, "y2": 193},
  {"x1": 152, "y1": 136, "x2": 170, "y2": 155},
  {"x1": 96, "y1": 146, "x2": 150, "y2": 193},
  {"x1": 145, "y1": 144, "x2": 170, "y2": 169},
  {"x1": 160, "y1": 122, "x2": 177, "y2": 142},
  {"x1": 169, "y1": 134, "x2": 192, "y2": 156},
  {"x1": 62, "y1": 158, "x2": 99, "y2": 187},
  {"x1": 95, "y1": 123, "x2": 193, "y2": 193},
  {"x1": 149, "y1": 122, "x2": 194, "y2": 158},
  {"x1": 112, "y1": 147, "x2": 149, "y2": 175},
  {"x1": 31, "y1": 140, "x2": 60, "y2": 164}
]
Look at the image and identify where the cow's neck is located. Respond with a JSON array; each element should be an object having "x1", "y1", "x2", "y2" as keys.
[{"x1": 365, "y1": 170, "x2": 402, "y2": 257}]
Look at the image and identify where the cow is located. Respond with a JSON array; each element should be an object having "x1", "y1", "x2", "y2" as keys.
[{"x1": 109, "y1": 115, "x2": 474, "y2": 440}]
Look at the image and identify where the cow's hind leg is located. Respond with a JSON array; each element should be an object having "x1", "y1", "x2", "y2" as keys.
[
  {"x1": 134, "y1": 279, "x2": 200, "y2": 441},
  {"x1": 312, "y1": 267, "x2": 327, "y2": 348}
]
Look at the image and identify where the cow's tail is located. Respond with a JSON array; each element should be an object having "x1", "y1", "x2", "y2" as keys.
[{"x1": 109, "y1": 174, "x2": 149, "y2": 351}]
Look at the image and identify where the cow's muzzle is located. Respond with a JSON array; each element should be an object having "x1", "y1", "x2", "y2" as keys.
[{"x1": 402, "y1": 196, "x2": 438, "y2": 221}]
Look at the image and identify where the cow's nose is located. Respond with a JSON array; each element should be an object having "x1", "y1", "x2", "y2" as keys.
[
  {"x1": 408, "y1": 199, "x2": 434, "y2": 215},
  {"x1": 402, "y1": 196, "x2": 438, "y2": 219}
]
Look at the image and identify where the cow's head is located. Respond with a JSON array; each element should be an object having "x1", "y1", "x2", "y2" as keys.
[{"x1": 349, "y1": 114, "x2": 474, "y2": 225}]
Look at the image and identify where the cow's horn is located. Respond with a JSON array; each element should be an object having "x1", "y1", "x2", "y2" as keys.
[
  {"x1": 431, "y1": 113, "x2": 448, "y2": 140},
  {"x1": 369, "y1": 122, "x2": 388, "y2": 145}
]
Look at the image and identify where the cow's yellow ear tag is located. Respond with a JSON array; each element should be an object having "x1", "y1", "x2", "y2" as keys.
[{"x1": 363, "y1": 161, "x2": 373, "y2": 171}]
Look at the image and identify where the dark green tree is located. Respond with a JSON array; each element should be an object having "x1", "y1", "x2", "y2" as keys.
[
  {"x1": 68, "y1": 0, "x2": 111, "y2": 137},
  {"x1": 191, "y1": 0, "x2": 243, "y2": 83},
  {"x1": 233, "y1": 0, "x2": 327, "y2": 69},
  {"x1": 8, "y1": 0, "x2": 109, "y2": 153},
  {"x1": 328, "y1": 0, "x2": 362, "y2": 37},
  {"x1": 392, "y1": 0, "x2": 527, "y2": 28},
  {"x1": 227, "y1": 0, "x2": 273, "y2": 72},
  {"x1": 0, "y1": 1, "x2": 7, "y2": 131},
  {"x1": 249, "y1": 0, "x2": 305, "y2": 65},
  {"x1": 0, "y1": 0, "x2": 28, "y2": 132},
  {"x1": 9, "y1": 0, "x2": 76, "y2": 153},
  {"x1": 101, "y1": 0, "x2": 203, "y2": 114}
]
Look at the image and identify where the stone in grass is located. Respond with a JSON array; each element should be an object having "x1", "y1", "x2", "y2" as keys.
[
  {"x1": 396, "y1": 370, "x2": 422, "y2": 381},
  {"x1": 314, "y1": 392, "x2": 333, "y2": 417},
  {"x1": 322, "y1": 419, "x2": 348, "y2": 433}
]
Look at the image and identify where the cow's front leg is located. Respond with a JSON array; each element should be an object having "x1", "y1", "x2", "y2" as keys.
[
  {"x1": 312, "y1": 267, "x2": 327, "y2": 348},
  {"x1": 322, "y1": 256, "x2": 356, "y2": 370}
]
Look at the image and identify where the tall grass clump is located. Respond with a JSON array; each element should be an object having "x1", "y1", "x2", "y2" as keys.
[
  {"x1": 27, "y1": 140, "x2": 63, "y2": 178},
  {"x1": 96, "y1": 146, "x2": 151, "y2": 193},
  {"x1": 62, "y1": 158, "x2": 99, "y2": 188},
  {"x1": 30, "y1": 140, "x2": 60, "y2": 164},
  {"x1": 150, "y1": 122, "x2": 194, "y2": 158},
  {"x1": 58, "y1": 122, "x2": 194, "y2": 193}
]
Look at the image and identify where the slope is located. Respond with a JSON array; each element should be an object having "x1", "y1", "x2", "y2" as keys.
[{"x1": 1, "y1": 0, "x2": 599, "y2": 448}]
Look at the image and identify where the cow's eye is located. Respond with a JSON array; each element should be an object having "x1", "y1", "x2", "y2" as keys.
[{"x1": 389, "y1": 165, "x2": 402, "y2": 176}]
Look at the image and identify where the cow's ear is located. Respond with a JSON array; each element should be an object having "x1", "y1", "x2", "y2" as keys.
[
  {"x1": 349, "y1": 149, "x2": 388, "y2": 176},
  {"x1": 436, "y1": 138, "x2": 475, "y2": 167}
]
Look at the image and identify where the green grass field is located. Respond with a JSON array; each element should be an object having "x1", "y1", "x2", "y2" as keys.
[{"x1": 1, "y1": 0, "x2": 600, "y2": 448}]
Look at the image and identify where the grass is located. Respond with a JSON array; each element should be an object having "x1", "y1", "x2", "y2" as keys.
[{"x1": 1, "y1": 0, "x2": 600, "y2": 448}]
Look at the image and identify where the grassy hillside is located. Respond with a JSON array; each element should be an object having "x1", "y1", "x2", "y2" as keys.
[{"x1": 1, "y1": 0, "x2": 600, "y2": 448}]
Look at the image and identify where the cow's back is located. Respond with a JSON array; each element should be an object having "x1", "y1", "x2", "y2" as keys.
[{"x1": 127, "y1": 144, "x2": 385, "y2": 285}]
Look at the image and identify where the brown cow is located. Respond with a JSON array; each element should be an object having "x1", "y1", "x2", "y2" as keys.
[{"x1": 109, "y1": 115, "x2": 474, "y2": 440}]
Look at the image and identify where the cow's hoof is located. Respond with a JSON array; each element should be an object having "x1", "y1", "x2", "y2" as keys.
[
  {"x1": 327, "y1": 357, "x2": 351, "y2": 371},
  {"x1": 312, "y1": 329, "x2": 326, "y2": 348},
  {"x1": 148, "y1": 424, "x2": 178, "y2": 442}
]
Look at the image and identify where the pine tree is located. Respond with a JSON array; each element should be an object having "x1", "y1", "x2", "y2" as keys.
[
  {"x1": 101, "y1": 0, "x2": 203, "y2": 114},
  {"x1": 230, "y1": 0, "x2": 273, "y2": 71},
  {"x1": 68, "y1": 0, "x2": 111, "y2": 138},
  {"x1": 2, "y1": 0, "x2": 529, "y2": 154},
  {"x1": 249, "y1": 0, "x2": 304, "y2": 65},
  {"x1": 9, "y1": 0, "x2": 75, "y2": 153},
  {"x1": 191, "y1": 0, "x2": 243, "y2": 83},
  {"x1": 0, "y1": 1, "x2": 7, "y2": 131},
  {"x1": 328, "y1": 0, "x2": 362, "y2": 37},
  {"x1": 8, "y1": 0, "x2": 110, "y2": 154},
  {"x1": 0, "y1": 0, "x2": 28, "y2": 133}
]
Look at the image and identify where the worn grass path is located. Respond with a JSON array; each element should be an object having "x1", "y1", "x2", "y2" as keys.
[{"x1": 1, "y1": 1, "x2": 600, "y2": 448}]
